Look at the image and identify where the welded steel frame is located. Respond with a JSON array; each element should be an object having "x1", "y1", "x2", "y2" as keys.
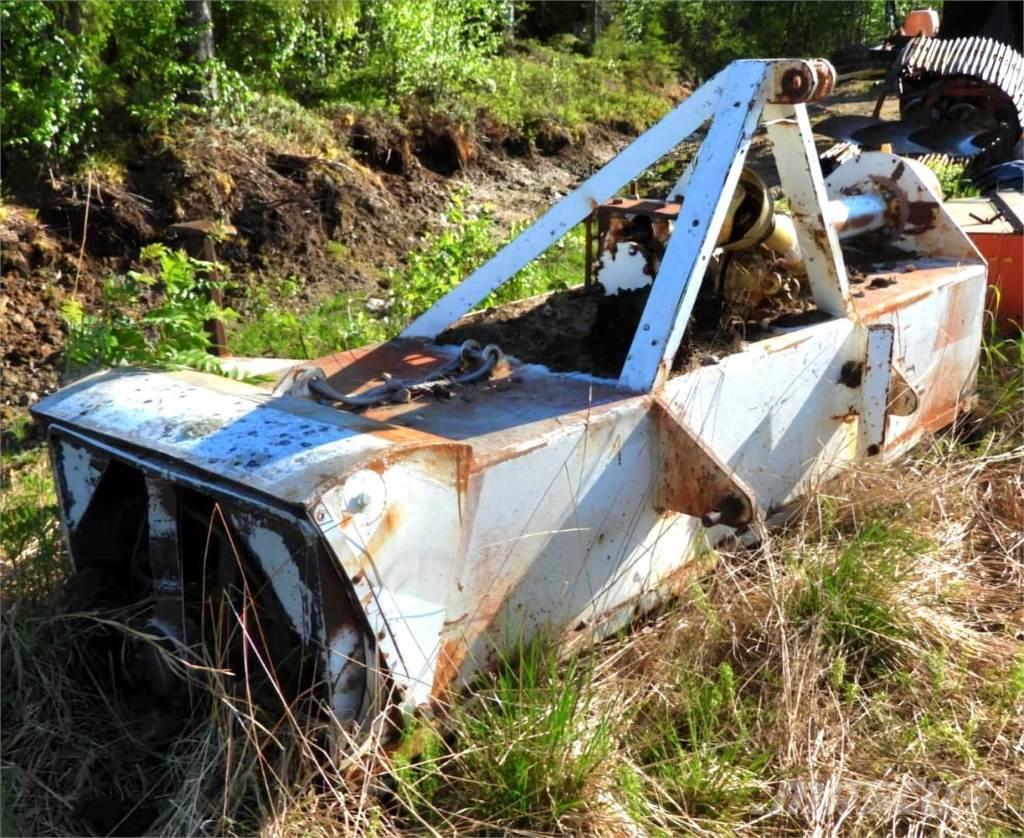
[{"x1": 402, "y1": 59, "x2": 850, "y2": 391}]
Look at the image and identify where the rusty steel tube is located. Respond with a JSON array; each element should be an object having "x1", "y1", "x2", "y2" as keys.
[
  {"x1": 761, "y1": 193, "x2": 890, "y2": 271},
  {"x1": 827, "y1": 194, "x2": 889, "y2": 239}
]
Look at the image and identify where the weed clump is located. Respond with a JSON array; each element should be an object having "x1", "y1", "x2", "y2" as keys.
[
  {"x1": 229, "y1": 197, "x2": 584, "y2": 359},
  {"x1": 789, "y1": 523, "x2": 930, "y2": 674},
  {"x1": 61, "y1": 243, "x2": 235, "y2": 377}
]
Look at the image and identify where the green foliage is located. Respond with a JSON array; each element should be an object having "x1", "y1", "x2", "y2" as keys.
[
  {"x1": 393, "y1": 638, "x2": 612, "y2": 831},
  {"x1": 229, "y1": 199, "x2": 584, "y2": 359},
  {"x1": 62, "y1": 244, "x2": 236, "y2": 374},
  {"x1": 453, "y1": 38, "x2": 673, "y2": 135},
  {"x1": 978, "y1": 306, "x2": 1024, "y2": 423},
  {"x1": 0, "y1": 2, "x2": 98, "y2": 159},
  {"x1": 1001, "y1": 657, "x2": 1024, "y2": 708},
  {"x1": 1, "y1": 0, "x2": 252, "y2": 160},
  {"x1": 390, "y1": 719, "x2": 446, "y2": 813},
  {"x1": 926, "y1": 161, "x2": 982, "y2": 199},
  {"x1": 213, "y1": 0, "x2": 361, "y2": 104},
  {"x1": 634, "y1": 662, "x2": 770, "y2": 821},
  {"x1": 383, "y1": 196, "x2": 499, "y2": 328},
  {"x1": 658, "y1": 0, "x2": 894, "y2": 79},
  {"x1": 789, "y1": 523, "x2": 930, "y2": 667},
  {"x1": 344, "y1": 0, "x2": 508, "y2": 104},
  {"x1": 3, "y1": 0, "x2": 912, "y2": 166},
  {"x1": 0, "y1": 449, "x2": 64, "y2": 605},
  {"x1": 1, "y1": 0, "x2": 511, "y2": 163}
]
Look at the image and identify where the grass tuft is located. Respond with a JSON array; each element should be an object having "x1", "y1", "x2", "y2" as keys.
[{"x1": 391, "y1": 638, "x2": 616, "y2": 834}]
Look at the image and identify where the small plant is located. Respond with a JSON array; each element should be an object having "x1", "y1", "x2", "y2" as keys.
[
  {"x1": 61, "y1": 244, "x2": 236, "y2": 375},
  {"x1": 632, "y1": 662, "x2": 770, "y2": 823},
  {"x1": 392, "y1": 637, "x2": 613, "y2": 832},
  {"x1": 789, "y1": 522, "x2": 929, "y2": 670},
  {"x1": 926, "y1": 161, "x2": 981, "y2": 199},
  {"x1": 978, "y1": 307, "x2": 1023, "y2": 426},
  {"x1": 0, "y1": 449, "x2": 64, "y2": 604}
]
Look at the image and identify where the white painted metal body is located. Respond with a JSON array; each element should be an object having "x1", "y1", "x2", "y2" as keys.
[{"x1": 33, "y1": 59, "x2": 986, "y2": 728}]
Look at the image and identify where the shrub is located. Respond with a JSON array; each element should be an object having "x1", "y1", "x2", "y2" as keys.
[
  {"x1": 229, "y1": 198, "x2": 584, "y2": 359},
  {"x1": 61, "y1": 244, "x2": 235, "y2": 374}
]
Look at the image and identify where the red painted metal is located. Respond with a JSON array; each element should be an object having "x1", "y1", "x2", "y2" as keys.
[{"x1": 969, "y1": 231, "x2": 1023, "y2": 333}]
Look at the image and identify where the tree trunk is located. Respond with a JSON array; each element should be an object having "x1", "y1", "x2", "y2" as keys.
[
  {"x1": 65, "y1": 2, "x2": 82, "y2": 36},
  {"x1": 183, "y1": 0, "x2": 217, "y2": 103}
]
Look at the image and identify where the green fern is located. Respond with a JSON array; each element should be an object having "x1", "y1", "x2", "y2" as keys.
[{"x1": 61, "y1": 244, "x2": 236, "y2": 376}]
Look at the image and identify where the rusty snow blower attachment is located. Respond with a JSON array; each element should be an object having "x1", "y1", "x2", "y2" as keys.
[{"x1": 33, "y1": 59, "x2": 988, "y2": 736}]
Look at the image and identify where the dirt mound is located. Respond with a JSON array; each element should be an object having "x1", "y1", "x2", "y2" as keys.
[
  {"x1": 39, "y1": 176, "x2": 158, "y2": 258},
  {"x1": 350, "y1": 113, "x2": 480, "y2": 177},
  {"x1": 0, "y1": 206, "x2": 89, "y2": 442},
  {"x1": 1, "y1": 108, "x2": 645, "y2": 452}
]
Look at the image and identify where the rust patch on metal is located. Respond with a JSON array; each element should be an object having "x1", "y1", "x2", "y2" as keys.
[
  {"x1": 773, "y1": 66, "x2": 815, "y2": 104},
  {"x1": 906, "y1": 200, "x2": 939, "y2": 234},
  {"x1": 888, "y1": 367, "x2": 920, "y2": 416},
  {"x1": 314, "y1": 338, "x2": 455, "y2": 395},
  {"x1": 853, "y1": 264, "x2": 967, "y2": 322},
  {"x1": 431, "y1": 637, "x2": 468, "y2": 701},
  {"x1": 653, "y1": 396, "x2": 756, "y2": 528},
  {"x1": 362, "y1": 505, "x2": 401, "y2": 561},
  {"x1": 808, "y1": 58, "x2": 836, "y2": 100}
]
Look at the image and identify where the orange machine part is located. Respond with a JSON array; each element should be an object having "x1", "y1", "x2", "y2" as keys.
[{"x1": 969, "y1": 231, "x2": 1023, "y2": 334}]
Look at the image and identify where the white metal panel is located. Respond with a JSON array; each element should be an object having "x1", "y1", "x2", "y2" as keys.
[
  {"x1": 33, "y1": 369, "x2": 391, "y2": 506},
  {"x1": 446, "y1": 401, "x2": 698, "y2": 688},
  {"x1": 763, "y1": 103, "x2": 852, "y2": 318},
  {"x1": 824, "y1": 151, "x2": 983, "y2": 263},
  {"x1": 860, "y1": 324, "x2": 895, "y2": 455},
  {"x1": 871, "y1": 266, "x2": 987, "y2": 458},
  {"x1": 662, "y1": 319, "x2": 862, "y2": 511},
  {"x1": 619, "y1": 61, "x2": 770, "y2": 392},
  {"x1": 228, "y1": 513, "x2": 316, "y2": 644},
  {"x1": 53, "y1": 438, "x2": 103, "y2": 530},
  {"x1": 314, "y1": 449, "x2": 463, "y2": 708}
]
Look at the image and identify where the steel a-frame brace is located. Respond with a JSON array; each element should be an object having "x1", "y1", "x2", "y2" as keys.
[{"x1": 401, "y1": 58, "x2": 846, "y2": 392}]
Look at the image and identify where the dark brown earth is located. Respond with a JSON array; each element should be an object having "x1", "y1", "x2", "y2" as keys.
[
  {"x1": 0, "y1": 113, "x2": 635, "y2": 448},
  {"x1": 0, "y1": 81, "x2": 889, "y2": 449},
  {"x1": 438, "y1": 281, "x2": 808, "y2": 380}
]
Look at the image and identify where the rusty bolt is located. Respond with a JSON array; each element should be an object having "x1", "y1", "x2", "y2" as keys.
[
  {"x1": 839, "y1": 360, "x2": 864, "y2": 388},
  {"x1": 701, "y1": 495, "x2": 746, "y2": 528}
]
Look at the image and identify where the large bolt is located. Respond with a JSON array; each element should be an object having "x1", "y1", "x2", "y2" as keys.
[{"x1": 701, "y1": 509, "x2": 723, "y2": 527}]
